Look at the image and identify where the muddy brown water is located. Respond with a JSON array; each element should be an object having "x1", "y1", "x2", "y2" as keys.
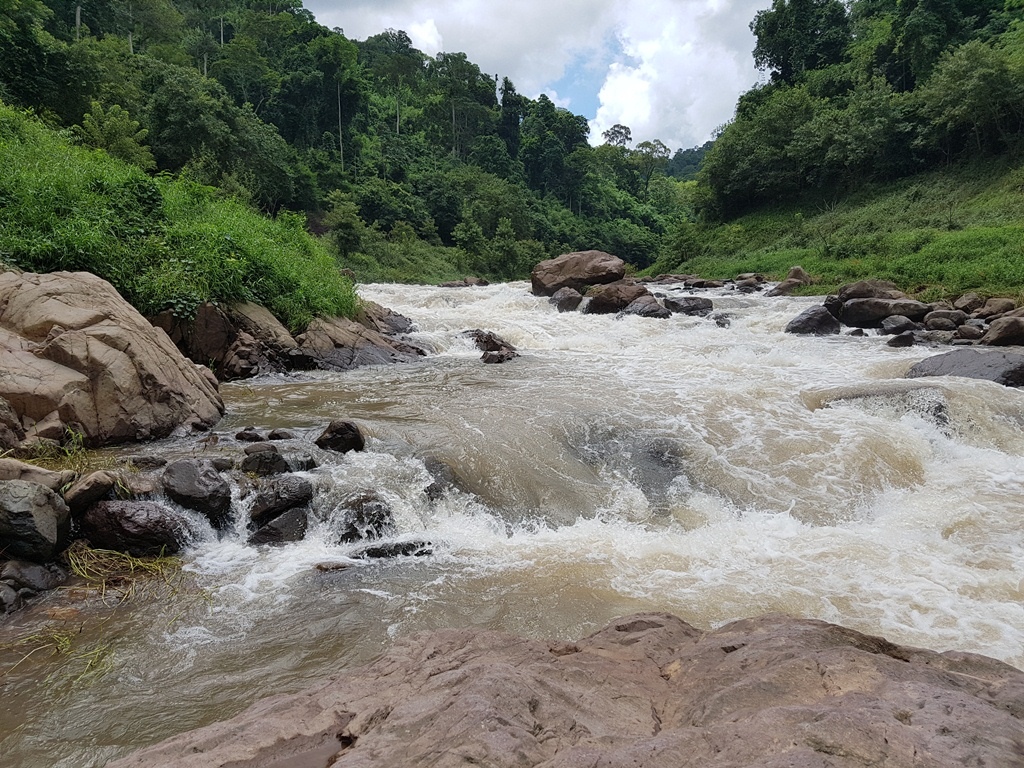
[{"x1": 2, "y1": 282, "x2": 1024, "y2": 767}]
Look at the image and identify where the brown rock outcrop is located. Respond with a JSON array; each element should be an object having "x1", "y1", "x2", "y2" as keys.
[
  {"x1": 106, "y1": 612, "x2": 1024, "y2": 768},
  {"x1": 531, "y1": 250, "x2": 626, "y2": 296},
  {"x1": 584, "y1": 280, "x2": 650, "y2": 314},
  {"x1": 296, "y1": 316, "x2": 424, "y2": 371},
  {"x1": 0, "y1": 271, "x2": 223, "y2": 447}
]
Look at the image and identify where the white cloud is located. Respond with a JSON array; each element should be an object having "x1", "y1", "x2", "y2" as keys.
[{"x1": 304, "y1": 0, "x2": 770, "y2": 149}]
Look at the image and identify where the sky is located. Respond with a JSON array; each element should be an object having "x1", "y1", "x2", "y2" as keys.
[{"x1": 303, "y1": 0, "x2": 772, "y2": 152}]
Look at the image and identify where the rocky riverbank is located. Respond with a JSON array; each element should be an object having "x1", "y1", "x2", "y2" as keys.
[{"x1": 107, "y1": 611, "x2": 1024, "y2": 768}]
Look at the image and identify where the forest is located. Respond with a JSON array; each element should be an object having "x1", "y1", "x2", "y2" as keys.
[{"x1": 1, "y1": 0, "x2": 1023, "y2": 310}]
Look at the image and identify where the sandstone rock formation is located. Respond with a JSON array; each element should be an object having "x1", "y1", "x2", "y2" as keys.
[
  {"x1": 107, "y1": 612, "x2": 1024, "y2": 768},
  {"x1": 531, "y1": 250, "x2": 626, "y2": 296},
  {"x1": 0, "y1": 271, "x2": 223, "y2": 447}
]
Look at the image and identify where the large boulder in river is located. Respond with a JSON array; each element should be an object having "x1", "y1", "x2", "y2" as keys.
[
  {"x1": 979, "y1": 316, "x2": 1024, "y2": 346},
  {"x1": 549, "y1": 287, "x2": 583, "y2": 313},
  {"x1": 106, "y1": 612, "x2": 1024, "y2": 768},
  {"x1": 785, "y1": 305, "x2": 841, "y2": 335},
  {"x1": 618, "y1": 295, "x2": 671, "y2": 319},
  {"x1": 584, "y1": 280, "x2": 650, "y2": 315},
  {"x1": 531, "y1": 250, "x2": 626, "y2": 296},
  {"x1": 0, "y1": 480, "x2": 71, "y2": 562},
  {"x1": 837, "y1": 279, "x2": 907, "y2": 302},
  {"x1": 906, "y1": 348, "x2": 1024, "y2": 387},
  {"x1": 840, "y1": 298, "x2": 931, "y2": 328},
  {"x1": 296, "y1": 316, "x2": 424, "y2": 371},
  {"x1": 0, "y1": 271, "x2": 223, "y2": 447},
  {"x1": 663, "y1": 296, "x2": 713, "y2": 317}
]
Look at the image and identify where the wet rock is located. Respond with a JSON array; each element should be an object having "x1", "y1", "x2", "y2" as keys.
[
  {"x1": 248, "y1": 507, "x2": 307, "y2": 546},
  {"x1": 979, "y1": 316, "x2": 1024, "y2": 346},
  {"x1": 847, "y1": 328, "x2": 867, "y2": 337},
  {"x1": 63, "y1": 470, "x2": 122, "y2": 514},
  {"x1": 240, "y1": 450, "x2": 289, "y2": 476},
  {"x1": 837, "y1": 279, "x2": 907, "y2": 302},
  {"x1": 887, "y1": 331, "x2": 916, "y2": 347},
  {"x1": 0, "y1": 560, "x2": 67, "y2": 592},
  {"x1": 663, "y1": 296, "x2": 713, "y2": 317},
  {"x1": 925, "y1": 316, "x2": 958, "y2": 332},
  {"x1": 439, "y1": 276, "x2": 490, "y2": 288},
  {"x1": 584, "y1": 281, "x2": 650, "y2": 315},
  {"x1": 840, "y1": 298, "x2": 931, "y2": 328},
  {"x1": 285, "y1": 453, "x2": 318, "y2": 472},
  {"x1": 80, "y1": 500, "x2": 195, "y2": 556},
  {"x1": 315, "y1": 421, "x2": 365, "y2": 453},
  {"x1": 710, "y1": 313, "x2": 731, "y2": 328},
  {"x1": 907, "y1": 348, "x2": 1024, "y2": 387},
  {"x1": 880, "y1": 315, "x2": 919, "y2": 335},
  {"x1": 618, "y1": 295, "x2": 671, "y2": 319},
  {"x1": 464, "y1": 330, "x2": 518, "y2": 363},
  {"x1": 973, "y1": 297, "x2": 1016, "y2": 319},
  {"x1": 249, "y1": 476, "x2": 314, "y2": 529},
  {"x1": 549, "y1": 287, "x2": 583, "y2": 313},
  {"x1": 353, "y1": 540, "x2": 433, "y2": 559},
  {"x1": 235, "y1": 427, "x2": 265, "y2": 442},
  {"x1": 0, "y1": 480, "x2": 71, "y2": 562},
  {"x1": 268, "y1": 429, "x2": 295, "y2": 441},
  {"x1": 915, "y1": 330, "x2": 956, "y2": 345},
  {"x1": 784, "y1": 305, "x2": 840, "y2": 335},
  {"x1": 243, "y1": 442, "x2": 278, "y2": 455},
  {"x1": 0, "y1": 271, "x2": 224, "y2": 447},
  {"x1": 531, "y1": 250, "x2": 626, "y2": 296},
  {"x1": 423, "y1": 457, "x2": 460, "y2": 501},
  {"x1": 824, "y1": 294, "x2": 843, "y2": 319},
  {"x1": 209, "y1": 456, "x2": 234, "y2": 472},
  {"x1": 0, "y1": 582, "x2": 20, "y2": 613},
  {"x1": 0, "y1": 458, "x2": 76, "y2": 492},
  {"x1": 106, "y1": 612, "x2": 1024, "y2": 768},
  {"x1": 161, "y1": 459, "x2": 232, "y2": 528},
  {"x1": 336, "y1": 493, "x2": 393, "y2": 543}
]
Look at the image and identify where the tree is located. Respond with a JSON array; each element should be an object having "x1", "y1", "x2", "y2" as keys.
[
  {"x1": 751, "y1": 0, "x2": 852, "y2": 83},
  {"x1": 602, "y1": 123, "x2": 632, "y2": 147},
  {"x1": 633, "y1": 139, "x2": 671, "y2": 197},
  {"x1": 74, "y1": 100, "x2": 156, "y2": 170}
]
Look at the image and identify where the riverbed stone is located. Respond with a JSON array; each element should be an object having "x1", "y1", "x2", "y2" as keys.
[
  {"x1": 248, "y1": 506, "x2": 308, "y2": 545},
  {"x1": 336, "y1": 493, "x2": 393, "y2": 543},
  {"x1": 464, "y1": 329, "x2": 518, "y2": 363},
  {"x1": 161, "y1": 459, "x2": 232, "y2": 528},
  {"x1": 249, "y1": 475, "x2": 314, "y2": 528},
  {"x1": 953, "y1": 292, "x2": 985, "y2": 312},
  {"x1": 0, "y1": 560, "x2": 67, "y2": 591},
  {"x1": 979, "y1": 316, "x2": 1024, "y2": 346},
  {"x1": 239, "y1": 450, "x2": 289, "y2": 476},
  {"x1": 80, "y1": 500, "x2": 195, "y2": 556},
  {"x1": 531, "y1": 250, "x2": 626, "y2": 296},
  {"x1": 0, "y1": 458, "x2": 76, "y2": 492},
  {"x1": 315, "y1": 421, "x2": 364, "y2": 453},
  {"x1": 584, "y1": 281, "x2": 650, "y2": 315},
  {"x1": 105, "y1": 612, "x2": 1024, "y2": 768},
  {"x1": 973, "y1": 297, "x2": 1016, "y2": 319},
  {"x1": 618, "y1": 295, "x2": 671, "y2": 319},
  {"x1": 63, "y1": 470, "x2": 122, "y2": 514},
  {"x1": 880, "y1": 315, "x2": 919, "y2": 335},
  {"x1": 906, "y1": 348, "x2": 1024, "y2": 387},
  {"x1": 887, "y1": 331, "x2": 916, "y2": 347},
  {"x1": 837, "y1": 279, "x2": 907, "y2": 302},
  {"x1": 297, "y1": 316, "x2": 425, "y2": 372},
  {"x1": 549, "y1": 287, "x2": 583, "y2": 313},
  {"x1": 840, "y1": 298, "x2": 931, "y2": 327},
  {"x1": 0, "y1": 480, "x2": 71, "y2": 562},
  {"x1": 663, "y1": 296, "x2": 713, "y2": 317},
  {"x1": 784, "y1": 305, "x2": 840, "y2": 335}
]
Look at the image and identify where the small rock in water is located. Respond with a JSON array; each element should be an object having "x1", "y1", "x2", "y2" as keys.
[
  {"x1": 267, "y1": 429, "x2": 295, "y2": 441},
  {"x1": 353, "y1": 541, "x2": 433, "y2": 559},
  {"x1": 235, "y1": 427, "x2": 265, "y2": 443},
  {"x1": 887, "y1": 331, "x2": 916, "y2": 347},
  {"x1": 240, "y1": 451, "x2": 289, "y2": 476},
  {"x1": 315, "y1": 421, "x2": 365, "y2": 453}
]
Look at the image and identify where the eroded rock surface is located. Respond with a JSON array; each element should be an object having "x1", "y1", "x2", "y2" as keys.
[
  {"x1": 106, "y1": 612, "x2": 1024, "y2": 768},
  {"x1": 0, "y1": 271, "x2": 223, "y2": 447},
  {"x1": 531, "y1": 250, "x2": 626, "y2": 296}
]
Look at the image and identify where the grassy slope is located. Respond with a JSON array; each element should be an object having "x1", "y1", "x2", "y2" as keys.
[
  {"x1": 648, "y1": 159, "x2": 1024, "y2": 300},
  {"x1": 0, "y1": 103, "x2": 356, "y2": 331}
]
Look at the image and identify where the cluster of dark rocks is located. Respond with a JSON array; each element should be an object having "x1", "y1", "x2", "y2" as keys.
[{"x1": 0, "y1": 419, "x2": 441, "y2": 615}]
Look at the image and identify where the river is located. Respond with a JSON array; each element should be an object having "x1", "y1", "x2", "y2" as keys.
[{"x1": 2, "y1": 281, "x2": 1024, "y2": 767}]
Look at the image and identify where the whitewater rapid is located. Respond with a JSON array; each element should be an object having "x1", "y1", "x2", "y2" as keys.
[{"x1": 3, "y1": 280, "x2": 1024, "y2": 768}]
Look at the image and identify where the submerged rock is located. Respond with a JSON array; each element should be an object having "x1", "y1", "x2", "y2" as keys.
[
  {"x1": 106, "y1": 612, "x2": 1024, "y2": 768},
  {"x1": 618, "y1": 295, "x2": 671, "y2": 319},
  {"x1": 464, "y1": 329, "x2": 518, "y2": 364}
]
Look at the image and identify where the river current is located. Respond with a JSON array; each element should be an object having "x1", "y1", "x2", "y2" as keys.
[{"x1": 3, "y1": 281, "x2": 1024, "y2": 767}]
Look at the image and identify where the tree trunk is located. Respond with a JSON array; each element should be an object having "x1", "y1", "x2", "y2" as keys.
[
  {"x1": 75, "y1": 5, "x2": 81, "y2": 41},
  {"x1": 337, "y1": 82, "x2": 345, "y2": 172}
]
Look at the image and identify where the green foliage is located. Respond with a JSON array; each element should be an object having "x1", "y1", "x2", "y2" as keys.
[
  {"x1": 0, "y1": 101, "x2": 355, "y2": 330},
  {"x1": 73, "y1": 100, "x2": 156, "y2": 170}
]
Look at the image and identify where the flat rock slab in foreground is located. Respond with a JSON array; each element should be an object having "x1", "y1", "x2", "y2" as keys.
[
  {"x1": 907, "y1": 347, "x2": 1024, "y2": 387},
  {"x1": 108, "y1": 613, "x2": 1024, "y2": 768}
]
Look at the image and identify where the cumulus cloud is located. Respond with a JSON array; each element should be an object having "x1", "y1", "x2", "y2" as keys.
[{"x1": 304, "y1": 0, "x2": 770, "y2": 150}]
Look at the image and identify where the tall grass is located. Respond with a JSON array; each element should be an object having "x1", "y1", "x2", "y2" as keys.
[
  {"x1": 0, "y1": 102, "x2": 356, "y2": 331},
  {"x1": 648, "y1": 159, "x2": 1024, "y2": 298}
]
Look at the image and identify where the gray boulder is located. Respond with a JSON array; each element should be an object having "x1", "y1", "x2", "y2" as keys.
[
  {"x1": 837, "y1": 279, "x2": 907, "y2": 302},
  {"x1": 979, "y1": 316, "x2": 1024, "y2": 346},
  {"x1": 248, "y1": 507, "x2": 308, "y2": 546},
  {"x1": 0, "y1": 480, "x2": 71, "y2": 562},
  {"x1": 840, "y1": 298, "x2": 931, "y2": 328},
  {"x1": 784, "y1": 305, "x2": 840, "y2": 335},
  {"x1": 549, "y1": 287, "x2": 583, "y2": 313},
  {"x1": 161, "y1": 459, "x2": 232, "y2": 528},
  {"x1": 618, "y1": 295, "x2": 671, "y2": 319},
  {"x1": 81, "y1": 500, "x2": 196, "y2": 556},
  {"x1": 249, "y1": 476, "x2": 314, "y2": 529},
  {"x1": 907, "y1": 348, "x2": 1024, "y2": 387},
  {"x1": 880, "y1": 315, "x2": 920, "y2": 335},
  {"x1": 664, "y1": 296, "x2": 713, "y2": 317}
]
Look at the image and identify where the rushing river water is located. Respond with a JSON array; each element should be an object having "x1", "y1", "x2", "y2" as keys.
[{"x1": 3, "y1": 281, "x2": 1024, "y2": 767}]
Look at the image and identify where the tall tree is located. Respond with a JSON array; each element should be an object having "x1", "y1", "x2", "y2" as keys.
[{"x1": 751, "y1": 0, "x2": 852, "y2": 83}]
